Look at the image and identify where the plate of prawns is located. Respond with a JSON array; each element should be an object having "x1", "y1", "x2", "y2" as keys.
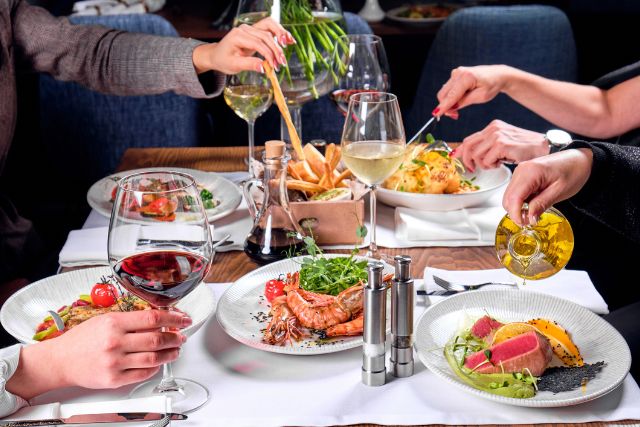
[{"x1": 216, "y1": 255, "x2": 394, "y2": 355}]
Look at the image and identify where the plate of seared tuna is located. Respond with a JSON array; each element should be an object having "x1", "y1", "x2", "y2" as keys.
[{"x1": 415, "y1": 289, "x2": 631, "y2": 407}]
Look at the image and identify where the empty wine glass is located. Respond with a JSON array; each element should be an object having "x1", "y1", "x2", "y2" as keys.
[
  {"x1": 108, "y1": 171, "x2": 213, "y2": 413},
  {"x1": 330, "y1": 34, "x2": 390, "y2": 116},
  {"x1": 341, "y1": 92, "x2": 406, "y2": 257},
  {"x1": 224, "y1": 71, "x2": 274, "y2": 176}
]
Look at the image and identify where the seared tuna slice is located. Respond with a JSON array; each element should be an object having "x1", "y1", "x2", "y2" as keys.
[
  {"x1": 470, "y1": 315, "x2": 504, "y2": 339},
  {"x1": 464, "y1": 331, "x2": 553, "y2": 376}
]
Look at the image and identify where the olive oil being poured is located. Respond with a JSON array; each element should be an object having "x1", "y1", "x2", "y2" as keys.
[{"x1": 495, "y1": 205, "x2": 574, "y2": 282}]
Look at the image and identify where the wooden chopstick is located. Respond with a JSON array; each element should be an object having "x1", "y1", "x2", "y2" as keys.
[{"x1": 262, "y1": 61, "x2": 305, "y2": 161}]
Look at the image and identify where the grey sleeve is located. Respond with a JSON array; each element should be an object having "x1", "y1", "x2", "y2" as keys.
[{"x1": 11, "y1": 0, "x2": 224, "y2": 98}]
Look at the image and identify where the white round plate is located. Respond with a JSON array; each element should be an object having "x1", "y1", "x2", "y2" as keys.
[
  {"x1": 415, "y1": 290, "x2": 631, "y2": 407},
  {"x1": 378, "y1": 165, "x2": 511, "y2": 211},
  {"x1": 216, "y1": 255, "x2": 394, "y2": 355},
  {"x1": 0, "y1": 267, "x2": 215, "y2": 344},
  {"x1": 87, "y1": 167, "x2": 242, "y2": 223},
  {"x1": 385, "y1": 4, "x2": 458, "y2": 26}
]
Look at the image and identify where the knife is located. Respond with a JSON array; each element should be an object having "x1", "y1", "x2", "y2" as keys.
[
  {"x1": 416, "y1": 289, "x2": 458, "y2": 296},
  {"x1": 0, "y1": 412, "x2": 186, "y2": 426},
  {"x1": 137, "y1": 239, "x2": 233, "y2": 248}
]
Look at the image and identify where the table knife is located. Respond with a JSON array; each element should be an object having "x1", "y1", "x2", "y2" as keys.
[
  {"x1": 0, "y1": 412, "x2": 186, "y2": 426},
  {"x1": 416, "y1": 289, "x2": 458, "y2": 296}
]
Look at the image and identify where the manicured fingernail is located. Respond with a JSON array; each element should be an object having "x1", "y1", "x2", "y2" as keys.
[
  {"x1": 180, "y1": 334, "x2": 188, "y2": 343},
  {"x1": 181, "y1": 316, "x2": 192, "y2": 327},
  {"x1": 432, "y1": 107, "x2": 440, "y2": 115},
  {"x1": 280, "y1": 54, "x2": 287, "y2": 65},
  {"x1": 530, "y1": 215, "x2": 539, "y2": 226},
  {"x1": 451, "y1": 148, "x2": 458, "y2": 156},
  {"x1": 288, "y1": 33, "x2": 296, "y2": 43},
  {"x1": 257, "y1": 64, "x2": 265, "y2": 73}
]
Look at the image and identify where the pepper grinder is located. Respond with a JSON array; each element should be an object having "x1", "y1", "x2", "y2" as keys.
[
  {"x1": 391, "y1": 255, "x2": 414, "y2": 378},
  {"x1": 362, "y1": 261, "x2": 387, "y2": 386}
]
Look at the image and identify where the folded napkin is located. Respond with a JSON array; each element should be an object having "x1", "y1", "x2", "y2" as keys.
[
  {"x1": 5, "y1": 396, "x2": 169, "y2": 422},
  {"x1": 59, "y1": 223, "x2": 219, "y2": 267},
  {"x1": 395, "y1": 206, "x2": 505, "y2": 246},
  {"x1": 423, "y1": 267, "x2": 609, "y2": 314}
]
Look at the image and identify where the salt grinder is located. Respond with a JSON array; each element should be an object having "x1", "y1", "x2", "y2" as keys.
[
  {"x1": 391, "y1": 255, "x2": 414, "y2": 378},
  {"x1": 362, "y1": 261, "x2": 387, "y2": 387}
]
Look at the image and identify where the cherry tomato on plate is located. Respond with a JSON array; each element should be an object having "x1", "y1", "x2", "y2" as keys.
[
  {"x1": 264, "y1": 276, "x2": 286, "y2": 303},
  {"x1": 91, "y1": 282, "x2": 119, "y2": 307}
]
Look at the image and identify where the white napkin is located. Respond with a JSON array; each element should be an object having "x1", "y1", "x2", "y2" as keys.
[
  {"x1": 395, "y1": 206, "x2": 505, "y2": 245},
  {"x1": 168, "y1": 283, "x2": 640, "y2": 427},
  {"x1": 423, "y1": 267, "x2": 609, "y2": 314},
  {"x1": 59, "y1": 223, "x2": 216, "y2": 267},
  {"x1": 5, "y1": 396, "x2": 169, "y2": 422}
]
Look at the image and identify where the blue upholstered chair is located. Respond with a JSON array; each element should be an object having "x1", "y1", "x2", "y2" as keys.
[
  {"x1": 406, "y1": 5, "x2": 578, "y2": 143},
  {"x1": 39, "y1": 14, "x2": 208, "y2": 185}
]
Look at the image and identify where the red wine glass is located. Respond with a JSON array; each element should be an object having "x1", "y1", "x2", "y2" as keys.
[
  {"x1": 108, "y1": 171, "x2": 213, "y2": 413},
  {"x1": 330, "y1": 34, "x2": 390, "y2": 116}
]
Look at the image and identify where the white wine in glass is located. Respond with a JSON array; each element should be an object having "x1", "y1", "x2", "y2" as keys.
[
  {"x1": 224, "y1": 72, "x2": 274, "y2": 175},
  {"x1": 341, "y1": 92, "x2": 406, "y2": 257}
]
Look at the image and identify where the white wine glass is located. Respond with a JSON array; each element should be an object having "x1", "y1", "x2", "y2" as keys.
[
  {"x1": 108, "y1": 171, "x2": 213, "y2": 413},
  {"x1": 341, "y1": 92, "x2": 406, "y2": 257},
  {"x1": 224, "y1": 71, "x2": 274, "y2": 175}
]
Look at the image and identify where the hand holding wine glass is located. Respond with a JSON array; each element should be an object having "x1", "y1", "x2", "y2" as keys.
[
  {"x1": 341, "y1": 92, "x2": 406, "y2": 257},
  {"x1": 108, "y1": 171, "x2": 213, "y2": 413}
]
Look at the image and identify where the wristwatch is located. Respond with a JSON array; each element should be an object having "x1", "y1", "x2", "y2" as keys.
[{"x1": 544, "y1": 129, "x2": 572, "y2": 152}]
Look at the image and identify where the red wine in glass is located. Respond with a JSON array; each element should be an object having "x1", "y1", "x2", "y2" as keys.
[
  {"x1": 114, "y1": 250, "x2": 208, "y2": 308},
  {"x1": 330, "y1": 89, "x2": 378, "y2": 116}
]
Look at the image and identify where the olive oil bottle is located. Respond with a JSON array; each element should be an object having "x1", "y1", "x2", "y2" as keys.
[{"x1": 495, "y1": 205, "x2": 574, "y2": 281}]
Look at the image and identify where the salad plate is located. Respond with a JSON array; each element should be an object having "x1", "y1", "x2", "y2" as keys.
[
  {"x1": 216, "y1": 255, "x2": 394, "y2": 355},
  {"x1": 377, "y1": 164, "x2": 511, "y2": 211},
  {"x1": 0, "y1": 267, "x2": 216, "y2": 344},
  {"x1": 87, "y1": 167, "x2": 242, "y2": 223},
  {"x1": 415, "y1": 289, "x2": 631, "y2": 407}
]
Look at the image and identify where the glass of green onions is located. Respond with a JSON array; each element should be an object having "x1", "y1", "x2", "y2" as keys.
[{"x1": 235, "y1": 0, "x2": 347, "y2": 144}]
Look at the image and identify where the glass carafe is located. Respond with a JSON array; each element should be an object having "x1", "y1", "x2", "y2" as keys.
[
  {"x1": 495, "y1": 203, "x2": 574, "y2": 282},
  {"x1": 243, "y1": 147, "x2": 305, "y2": 264},
  {"x1": 235, "y1": 0, "x2": 346, "y2": 143}
]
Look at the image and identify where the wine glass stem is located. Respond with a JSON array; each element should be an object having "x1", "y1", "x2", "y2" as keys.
[
  {"x1": 155, "y1": 308, "x2": 180, "y2": 393},
  {"x1": 368, "y1": 184, "x2": 378, "y2": 255},
  {"x1": 247, "y1": 120, "x2": 255, "y2": 176}
]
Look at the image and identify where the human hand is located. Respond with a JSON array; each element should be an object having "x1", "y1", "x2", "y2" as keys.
[
  {"x1": 453, "y1": 120, "x2": 548, "y2": 172},
  {"x1": 434, "y1": 65, "x2": 512, "y2": 118},
  {"x1": 8, "y1": 310, "x2": 192, "y2": 399},
  {"x1": 502, "y1": 148, "x2": 593, "y2": 226},
  {"x1": 193, "y1": 17, "x2": 294, "y2": 75}
]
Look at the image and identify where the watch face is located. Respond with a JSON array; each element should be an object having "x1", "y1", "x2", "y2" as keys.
[{"x1": 546, "y1": 129, "x2": 572, "y2": 146}]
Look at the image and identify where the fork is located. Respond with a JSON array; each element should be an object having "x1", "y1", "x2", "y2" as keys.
[{"x1": 432, "y1": 275, "x2": 517, "y2": 292}]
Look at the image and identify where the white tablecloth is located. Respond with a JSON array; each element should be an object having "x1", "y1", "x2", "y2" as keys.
[{"x1": 29, "y1": 282, "x2": 640, "y2": 427}]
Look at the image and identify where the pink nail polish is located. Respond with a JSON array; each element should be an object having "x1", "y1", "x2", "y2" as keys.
[
  {"x1": 257, "y1": 64, "x2": 265, "y2": 73},
  {"x1": 451, "y1": 148, "x2": 458, "y2": 156},
  {"x1": 432, "y1": 107, "x2": 440, "y2": 115}
]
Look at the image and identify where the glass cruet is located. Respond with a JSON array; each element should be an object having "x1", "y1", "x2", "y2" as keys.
[
  {"x1": 495, "y1": 203, "x2": 574, "y2": 282},
  {"x1": 243, "y1": 140, "x2": 305, "y2": 264}
]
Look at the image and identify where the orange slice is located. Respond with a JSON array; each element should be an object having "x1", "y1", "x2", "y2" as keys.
[
  {"x1": 491, "y1": 322, "x2": 539, "y2": 344},
  {"x1": 527, "y1": 318, "x2": 584, "y2": 366}
]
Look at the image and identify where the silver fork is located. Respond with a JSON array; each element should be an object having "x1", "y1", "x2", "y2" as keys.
[
  {"x1": 432, "y1": 275, "x2": 518, "y2": 292},
  {"x1": 148, "y1": 415, "x2": 171, "y2": 427}
]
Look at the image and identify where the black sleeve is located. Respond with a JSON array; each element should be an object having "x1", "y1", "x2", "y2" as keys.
[{"x1": 565, "y1": 140, "x2": 640, "y2": 243}]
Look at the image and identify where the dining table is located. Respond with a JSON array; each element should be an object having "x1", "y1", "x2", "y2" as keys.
[{"x1": 51, "y1": 146, "x2": 640, "y2": 427}]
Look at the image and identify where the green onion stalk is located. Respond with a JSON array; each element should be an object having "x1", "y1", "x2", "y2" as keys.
[{"x1": 272, "y1": 0, "x2": 348, "y2": 98}]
